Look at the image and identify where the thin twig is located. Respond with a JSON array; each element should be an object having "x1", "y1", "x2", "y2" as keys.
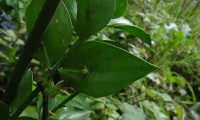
[
  {"x1": 129, "y1": 84, "x2": 135, "y2": 104},
  {"x1": 51, "y1": 92, "x2": 79, "y2": 113}
]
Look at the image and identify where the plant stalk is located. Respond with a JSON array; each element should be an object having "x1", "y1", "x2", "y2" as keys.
[
  {"x1": 42, "y1": 89, "x2": 49, "y2": 120},
  {"x1": 51, "y1": 92, "x2": 79, "y2": 113},
  {"x1": 3, "y1": 0, "x2": 61, "y2": 105}
]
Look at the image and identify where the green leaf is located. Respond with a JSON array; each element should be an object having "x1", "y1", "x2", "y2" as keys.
[
  {"x1": 17, "y1": 116, "x2": 37, "y2": 120},
  {"x1": 142, "y1": 101, "x2": 169, "y2": 120},
  {"x1": 67, "y1": 94, "x2": 92, "y2": 111},
  {"x1": 26, "y1": 0, "x2": 44, "y2": 34},
  {"x1": 75, "y1": 0, "x2": 115, "y2": 40},
  {"x1": 0, "y1": 101, "x2": 9, "y2": 120},
  {"x1": 59, "y1": 40, "x2": 157, "y2": 97},
  {"x1": 20, "y1": 106, "x2": 38, "y2": 119},
  {"x1": 113, "y1": 0, "x2": 128, "y2": 18},
  {"x1": 50, "y1": 107, "x2": 91, "y2": 120},
  {"x1": 97, "y1": 40, "x2": 128, "y2": 51},
  {"x1": 120, "y1": 103, "x2": 146, "y2": 120},
  {"x1": 62, "y1": 0, "x2": 77, "y2": 26},
  {"x1": 10, "y1": 70, "x2": 33, "y2": 114},
  {"x1": 26, "y1": 0, "x2": 73, "y2": 67},
  {"x1": 150, "y1": 90, "x2": 173, "y2": 102},
  {"x1": 173, "y1": 101, "x2": 184, "y2": 120},
  {"x1": 109, "y1": 17, "x2": 152, "y2": 45}
]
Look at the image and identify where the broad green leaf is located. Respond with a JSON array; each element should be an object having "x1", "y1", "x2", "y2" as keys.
[
  {"x1": 113, "y1": 0, "x2": 128, "y2": 18},
  {"x1": 26, "y1": 0, "x2": 45, "y2": 34},
  {"x1": 26, "y1": 0, "x2": 73, "y2": 67},
  {"x1": 109, "y1": 17, "x2": 152, "y2": 45},
  {"x1": 62, "y1": 0, "x2": 77, "y2": 26},
  {"x1": 97, "y1": 40, "x2": 128, "y2": 51},
  {"x1": 59, "y1": 40, "x2": 157, "y2": 97},
  {"x1": 0, "y1": 101, "x2": 9, "y2": 120},
  {"x1": 75, "y1": 0, "x2": 115, "y2": 40},
  {"x1": 10, "y1": 70, "x2": 33, "y2": 114},
  {"x1": 20, "y1": 106, "x2": 38, "y2": 119},
  {"x1": 17, "y1": 116, "x2": 37, "y2": 120}
]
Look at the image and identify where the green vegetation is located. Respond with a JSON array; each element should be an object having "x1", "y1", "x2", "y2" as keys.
[{"x1": 0, "y1": 0, "x2": 200, "y2": 120}]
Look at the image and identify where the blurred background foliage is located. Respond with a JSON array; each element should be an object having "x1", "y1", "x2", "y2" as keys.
[{"x1": 0, "y1": 0, "x2": 200, "y2": 120}]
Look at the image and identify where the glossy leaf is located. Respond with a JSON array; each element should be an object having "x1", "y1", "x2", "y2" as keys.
[
  {"x1": 17, "y1": 116, "x2": 37, "y2": 120},
  {"x1": 109, "y1": 17, "x2": 152, "y2": 45},
  {"x1": 10, "y1": 70, "x2": 33, "y2": 114},
  {"x1": 59, "y1": 40, "x2": 157, "y2": 97},
  {"x1": 113, "y1": 0, "x2": 128, "y2": 18},
  {"x1": 62, "y1": 0, "x2": 77, "y2": 26},
  {"x1": 97, "y1": 39, "x2": 128, "y2": 51},
  {"x1": 75, "y1": 0, "x2": 115, "y2": 40},
  {"x1": 0, "y1": 101, "x2": 9, "y2": 120},
  {"x1": 26, "y1": 0, "x2": 73, "y2": 67}
]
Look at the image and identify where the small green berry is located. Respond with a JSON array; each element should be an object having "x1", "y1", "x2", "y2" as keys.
[{"x1": 81, "y1": 66, "x2": 89, "y2": 76}]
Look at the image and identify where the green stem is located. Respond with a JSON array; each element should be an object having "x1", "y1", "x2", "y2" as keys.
[
  {"x1": 11, "y1": 87, "x2": 40, "y2": 120},
  {"x1": 53, "y1": 39, "x2": 83, "y2": 70},
  {"x1": 51, "y1": 92, "x2": 79, "y2": 113},
  {"x1": 3, "y1": 0, "x2": 61, "y2": 105},
  {"x1": 41, "y1": 88, "x2": 49, "y2": 120}
]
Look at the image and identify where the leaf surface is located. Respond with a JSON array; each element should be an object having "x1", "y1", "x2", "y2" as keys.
[
  {"x1": 120, "y1": 103, "x2": 146, "y2": 120},
  {"x1": 59, "y1": 40, "x2": 157, "y2": 97},
  {"x1": 63, "y1": 0, "x2": 77, "y2": 26},
  {"x1": 26, "y1": 0, "x2": 73, "y2": 67},
  {"x1": 75, "y1": 0, "x2": 115, "y2": 40},
  {"x1": 10, "y1": 70, "x2": 33, "y2": 114},
  {"x1": 113, "y1": 0, "x2": 128, "y2": 18},
  {"x1": 109, "y1": 17, "x2": 152, "y2": 45}
]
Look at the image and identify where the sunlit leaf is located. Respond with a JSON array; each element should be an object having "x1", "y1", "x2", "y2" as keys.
[
  {"x1": 50, "y1": 107, "x2": 91, "y2": 120},
  {"x1": 59, "y1": 40, "x2": 157, "y2": 97},
  {"x1": 120, "y1": 103, "x2": 146, "y2": 120},
  {"x1": 109, "y1": 17, "x2": 152, "y2": 45}
]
